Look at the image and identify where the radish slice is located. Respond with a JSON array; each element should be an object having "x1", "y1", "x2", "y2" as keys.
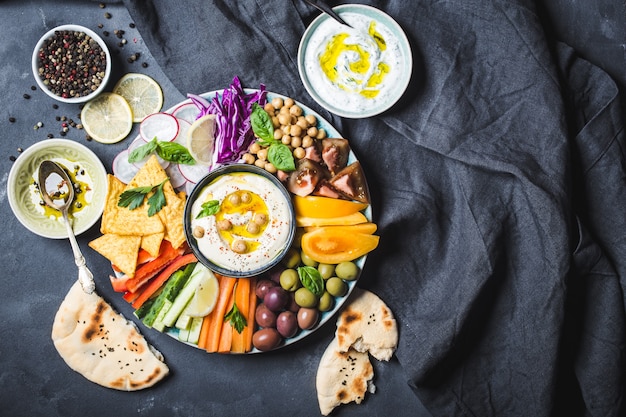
[
  {"x1": 112, "y1": 149, "x2": 139, "y2": 184},
  {"x1": 185, "y1": 180, "x2": 197, "y2": 196},
  {"x1": 140, "y1": 112, "x2": 179, "y2": 143},
  {"x1": 167, "y1": 164, "x2": 188, "y2": 189},
  {"x1": 173, "y1": 119, "x2": 191, "y2": 145},
  {"x1": 172, "y1": 102, "x2": 199, "y2": 124},
  {"x1": 128, "y1": 135, "x2": 170, "y2": 170},
  {"x1": 178, "y1": 162, "x2": 210, "y2": 184}
]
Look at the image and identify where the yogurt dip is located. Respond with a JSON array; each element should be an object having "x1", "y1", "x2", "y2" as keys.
[
  {"x1": 189, "y1": 171, "x2": 293, "y2": 274},
  {"x1": 302, "y1": 9, "x2": 407, "y2": 115}
]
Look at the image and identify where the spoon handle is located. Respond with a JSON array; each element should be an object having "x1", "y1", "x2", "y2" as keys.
[
  {"x1": 302, "y1": 0, "x2": 352, "y2": 28},
  {"x1": 63, "y1": 212, "x2": 96, "y2": 294}
]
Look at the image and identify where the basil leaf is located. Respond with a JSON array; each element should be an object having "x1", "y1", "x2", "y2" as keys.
[
  {"x1": 128, "y1": 137, "x2": 158, "y2": 163},
  {"x1": 268, "y1": 143, "x2": 296, "y2": 172},
  {"x1": 157, "y1": 141, "x2": 196, "y2": 165},
  {"x1": 146, "y1": 179, "x2": 168, "y2": 217},
  {"x1": 298, "y1": 266, "x2": 325, "y2": 298},
  {"x1": 250, "y1": 103, "x2": 275, "y2": 145},
  {"x1": 196, "y1": 200, "x2": 220, "y2": 219}
]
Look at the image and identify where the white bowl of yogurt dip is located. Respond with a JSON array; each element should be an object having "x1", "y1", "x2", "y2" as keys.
[
  {"x1": 184, "y1": 164, "x2": 296, "y2": 278},
  {"x1": 298, "y1": 4, "x2": 413, "y2": 118}
]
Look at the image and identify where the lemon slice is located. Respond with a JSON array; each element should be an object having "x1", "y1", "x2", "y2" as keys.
[
  {"x1": 113, "y1": 73, "x2": 164, "y2": 122},
  {"x1": 185, "y1": 266, "x2": 219, "y2": 317},
  {"x1": 187, "y1": 114, "x2": 216, "y2": 166},
  {"x1": 81, "y1": 92, "x2": 133, "y2": 144}
]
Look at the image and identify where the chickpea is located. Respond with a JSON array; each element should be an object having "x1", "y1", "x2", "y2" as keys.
[
  {"x1": 278, "y1": 113, "x2": 291, "y2": 126},
  {"x1": 305, "y1": 114, "x2": 317, "y2": 126},
  {"x1": 273, "y1": 129, "x2": 283, "y2": 140},
  {"x1": 264, "y1": 103, "x2": 275, "y2": 114},
  {"x1": 264, "y1": 162, "x2": 277, "y2": 174},
  {"x1": 254, "y1": 158, "x2": 266, "y2": 168},
  {"x1": 281, "y1": 135, "x2": 292, "y2": 145},
  {"x1": 271, "y1": 97, "x2": 284, "y2": 109},
  {"x1": 282, "y1": 125, "x2": 291, "y2": 135},
  {"x1": 302, "y1": 135, "x2": 313, "y2": 148},
  {"x1": 272, "y1": 116, "x2": 280, "y2": 128},
  {"x1": 284, "y1": 97, "x2": 295, "y2": 108},
  {"x1": 307, "y1": 126, "x2": 318, "y2": 137},
  {"x1": 228, "y1": 193, "x2": 241, "y2": 205},
  {"x1": 296, "y1": 118, "x2": 309, "y2": 130},
  {"x1": 279, "y1": 105, "x2": 290, "y2": 114},
  {"x1": 241, "y1": 153, "x2": 255, "y2": 164},
  {"x1": 291, "y1": 136, "x2": 302, "y2": 148},
  {"x1": 257, "y1": 148, "x2": 268, "y2": 161},
  {"x1": 293, "y1": 147, "x2": 306, "y2": 159},
  {"x1": 246, "y1": 221, "x2": 260, "y2": 235},
  {"x1": 192, "y1": 225, "x2": 205, "y2": 239},
  {"x1": 231, "y1": 239, "x2": 247, "y2": 254},
  {"x1": 249, "y1": 142, "x2": 261, "y2": 154},
  {"x1": 289, "y1": 105, "x2": 303, "y2": 116},
  {"x1": 316, "y1": 128, "x2": 327, "y2": 139},
  {"x1": 254, "y1": 212, "x2": 268, "y2": 225},
  {"x1": 216, "y1": 219, "x2": 232, "y2": 231},
  {"x1": 240, "y1": 191, "x2": 252, "y2": 203},
  {"x1": 290, "y1": 124, "x2": 302, "y2": 137}
]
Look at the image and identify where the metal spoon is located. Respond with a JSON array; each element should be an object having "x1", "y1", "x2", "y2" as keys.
[
  {"x1": 38, "y1": 160, "x2": 95, "y2": 294},
  {"x1": 302, "y1": 0, "x2": 352, "y2": 28}
]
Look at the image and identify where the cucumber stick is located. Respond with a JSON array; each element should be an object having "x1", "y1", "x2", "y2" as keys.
[
  {"x1": 152, "y1": 299, "x2": 172, "y2": 332},
  {"x1": 187, "y1": 317, "x2": 204, "y2": 344},
  {"x1": 141, "y1": 263, "x2": 196, "y2": 328},
  {"x1": 163, "y1": 263, "x2": 215, "y2": 328}
]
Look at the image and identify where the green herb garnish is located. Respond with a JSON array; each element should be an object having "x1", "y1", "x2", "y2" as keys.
[
  {"x1": 117, "y1": 178, "x2": 169, "y2": 216},
  {"x1": 196, "y1": 200, "x2": 220, "y2": 219},
  {"x1": 224, "y1": 300, "x2": 247, "y2": 334},
  {"x1": 129, "y1": 137, "x2": 196, "y2": 165},
  {"x1": 297, "y1": 266, "x2": 325, "y2": 297},
  {"x1": 250, "y1": 103, "x2": 296, "y2": 171}
]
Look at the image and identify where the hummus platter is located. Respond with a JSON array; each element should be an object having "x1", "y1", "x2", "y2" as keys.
[{"x1": 94, "y1": 77, "x2": 378, "y2": 353}]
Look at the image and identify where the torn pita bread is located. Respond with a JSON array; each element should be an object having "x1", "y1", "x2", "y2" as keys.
[
  {"x1": 316, "y1": 337, "x2": 375, "y2": 416},
  {"x1": 336, "y1": 288, "x2": 398, "y2": 361},
  {"x1": 52, "y1": 280, "x2": 169, "y2": 391}
]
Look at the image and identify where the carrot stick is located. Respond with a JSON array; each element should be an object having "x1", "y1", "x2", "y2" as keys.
[
  {"x1": 243, "y1": 277, "x2": 258, "y2": 353},
  {"x1": 197, "y1": 314, "x2": 212, "y2": 350},
  {"x1": 218, "y1": 317, "x2": 233, "y2": 353},
  {"x1": 230, "y1": 278, "x2": 251, "y2": 353},
  {"x1": 205, "y1": 275, "x2": 237, "y2": 353},
  {"x1": 130, "y1": 253, "x2": 197, "y2": 309}
]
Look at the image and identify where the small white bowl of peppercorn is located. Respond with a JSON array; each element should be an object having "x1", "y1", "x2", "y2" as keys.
[{"x1": 31, "y1": 24, "x2": 111, "y2": 104}]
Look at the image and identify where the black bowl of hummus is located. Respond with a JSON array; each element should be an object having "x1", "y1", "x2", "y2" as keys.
[{"x1": 184, "y1": 164, "x2": 296, "y2": 278}]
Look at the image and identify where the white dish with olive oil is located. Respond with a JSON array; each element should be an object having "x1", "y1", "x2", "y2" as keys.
[{"x1": 298, "y1": 4, "x2": 412, "y2": 118}]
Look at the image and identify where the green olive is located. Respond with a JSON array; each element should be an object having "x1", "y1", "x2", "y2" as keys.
[
  {"x1": 335, "y1": 261, "x2": 359, "y2": 281},
  {"x1": 282, "y1": 248, "x2": 301, "y2": 269},
  {"x1": 279, "y1": 269, "x2": 300, "y2": 292},
  {"x1": 294, "y1": 287, "x2": 318, "y2": 308},
  {"x1": 326, "y1": 277, "x2": 348, "y2": 297},
  {"x1": 318, "y1": 291, "x2": 334, "y2": 312},
  {"x1": 300, "y1": 251, "x2": 319, "y2": 267},
  {"x1": 317, "y1": 263, "x2": 335, "y2": 280}
]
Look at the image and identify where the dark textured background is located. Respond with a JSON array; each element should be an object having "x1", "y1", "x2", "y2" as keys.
[{"x1": 1, "y1": 1, "x2": 624, "y2": 416}]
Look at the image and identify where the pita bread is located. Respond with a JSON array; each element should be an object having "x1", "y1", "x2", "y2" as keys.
[
  {"x1": 335, "y1": 288, "x2": 398, "y2": 361},
  {"x1": 52, "y1": 280, "x2": 169, "y2": 391},
  {"x1": 316, "y1": 337, "x2": 375, "y2": 416}
]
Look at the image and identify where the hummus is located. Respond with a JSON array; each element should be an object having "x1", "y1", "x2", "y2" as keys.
[{"x1": 190, "y1": 172, "x2": 292, "y2": 274}]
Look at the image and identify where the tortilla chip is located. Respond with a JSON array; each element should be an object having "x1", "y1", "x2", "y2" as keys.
[
  {"x1": 159, "y1": 185, "x2": 186, "y2": 249},
  {"x1": 127, "y1": 155, "x2": 168, "y2": 189},
  {"x1": 141, "y1": 233, "x2": 165, "y2": 257},
  {"x1": 88, "y1": 234, "x2": 142, "y2": 276},
  {"x1": 101, "y1": 174, "x2": 165, "y2": 236}
]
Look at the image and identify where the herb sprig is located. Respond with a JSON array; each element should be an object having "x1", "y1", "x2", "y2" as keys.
[
  {"x1": 129, "y1": 137, "x2": 195, "y2": 165},
  {"x1": 250, "y1": 103, "x2": 296, "y2": 172},
  {"x1": 118, "y1": 178, "x2": 169, "y2": 217},
  {"x1": 196, "y1": 200, "x2": 220, "y2": 219},
  {"x1": 224, "y1": 290, "x2": 247, "y2": 334}
]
